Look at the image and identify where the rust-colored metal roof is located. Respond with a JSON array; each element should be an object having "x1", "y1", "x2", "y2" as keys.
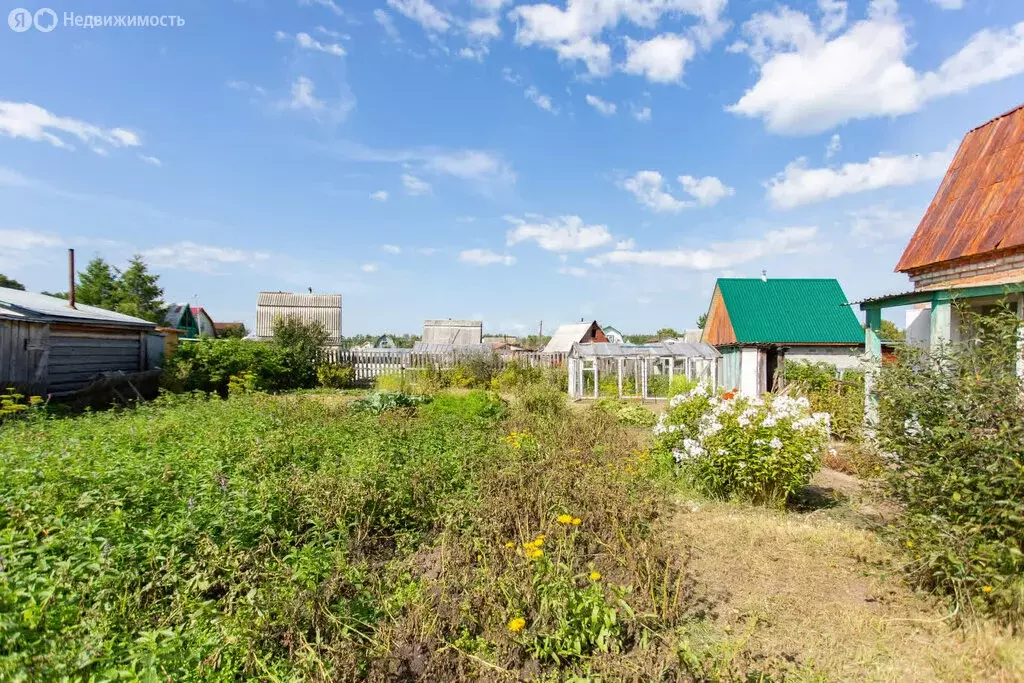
[{"x1": 896, "y1": 103, "x2": 1024, "y2": 274}]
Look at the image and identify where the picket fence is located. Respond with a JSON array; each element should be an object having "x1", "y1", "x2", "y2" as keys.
[{"x1": 321, "y1": 349, "x2": 567, "y2": 383}]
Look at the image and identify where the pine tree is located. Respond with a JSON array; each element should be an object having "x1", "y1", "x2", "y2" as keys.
[
  {"x1": 76, "y1": 258, "x2": 120, "y2": 308},
  {"x1": 115, "y1": 255, "x2": 165, "y2": 322}
]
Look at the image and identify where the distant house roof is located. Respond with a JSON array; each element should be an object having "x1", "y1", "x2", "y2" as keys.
[
  {"x1": 422, "y1": 319, "x2": 483, "y2": 345},
  {"x1": 0, "y1": 287, "x2": 154, "y2": 329},
  {"x1": 570, "y1": 340, "x2": 720, "y2": 359},
  {"x1": 543, "y1": 321, "x2": 606, "y2": 353},
  {"x1": 163, "y1": 304, "x2": 197, "y2": 332},
  {"x1": 896, "y1": 103, "x2": 1024, "y2": 274},
  {"x1": 257, "y1": 292, "x2": 342, "y2": 308},
  {"x1": 702, "y1": 278, "x2": 863, "y2": 345}
]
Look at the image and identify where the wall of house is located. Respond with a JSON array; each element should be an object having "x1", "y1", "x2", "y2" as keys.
[
  {"x1": 422, "y1": 321, "x2": 483, "y2": 345},
  {"x1": 739, "y1": 347, "x2": 761, "y2": 397},
  {"x1": 0, "y1": 319, "x2": 49, "y2": 394},
  {"x1": 781, "y1": 346, "x2": 865, "y2": 370},
  {"x1": 910, "y1": 252, "x2": 1024, "y2": 289},
  {"x1": 256, "y1": 305, "x2": 342, "y2": 344},
  {"x1": 717, "y1": 348, "x2": 742, "y2": 390},
  {"x1": 47, "y1": 325, "x2": 146, "y2": 394}
]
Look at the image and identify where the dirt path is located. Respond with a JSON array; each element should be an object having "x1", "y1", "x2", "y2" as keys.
[{"x1": 669, "y1": 474, "x2": 1024, "y2": 682}]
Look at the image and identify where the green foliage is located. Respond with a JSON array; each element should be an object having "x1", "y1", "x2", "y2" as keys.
[
  {"x1": 879, "y1": 320, "x2": 904, "y2": 343},
  {"x1": 875, "y1": 302, "x2": 1024, "y2": 623},
  {"x1": 75, "y1": 257, "x2": 120, "y2": 308},
  {"x1": 656, "y1": 386, "x2": 827, "y2": 507},
  {"x1": 271, "y1": 315, "x2": 329, "y2": 388},
  {"x1": 517, "y1": 382, "x2": 566, "y2": 417},
  {"x1": 163, "y1": 338, "x2": 294, "y2": 396},
  {"x1": 656, "y1": 328, "x2": 680, "y2": 340},
  {"x1": 351, "y1": 391, "x2": 431, "y2": 414},
  {"x1": 780, "y1": 361, "x2": 864, "y2": 441},
  {"x1": 491, "y1": 360, "x2": 544, "y2": 393},
  {"x1": 0, "y1": 273, "x2": 25, "y2": 290},
  {"x1": 317, "y1": 363, "x2": 354, "y2": 389},
  {"x1": 593, "y1": 399, "x2": 658, "y2": 427},
  {"x1": 419, "y1": 390, "x2": 505, "y2": 421},
  {"x1": 218, "y1": 323, "x2": 248, "y2": 339},
  {"x1": 115, "y1": 255, "x2": 165, "y2": 322},
  {"x1": 0, "y1": 389, "x2": 44, "y2": 420},
  {"x1": 696, "y1": 313, "x2": 707, "y2": 329}
]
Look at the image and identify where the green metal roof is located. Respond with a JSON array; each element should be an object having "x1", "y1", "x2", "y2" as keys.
[{"x1": 717, "y1": 278, "x2": 863, "y2": 344}]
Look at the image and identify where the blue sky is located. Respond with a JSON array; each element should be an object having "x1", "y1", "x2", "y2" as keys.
[{"x1": 1, "y1": 0, "x2": 1022, "y2": 335}]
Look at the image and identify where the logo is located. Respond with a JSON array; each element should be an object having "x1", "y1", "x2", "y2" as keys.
[
  {"x1": 33, "y1": 7, "x2": 57, "y2": 31},
  {"x1": 8, "y1": 7, "x2": 31, "y2": 31}
]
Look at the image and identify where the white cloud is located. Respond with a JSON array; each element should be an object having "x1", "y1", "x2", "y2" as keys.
[
  {"x1": 276, "y1": 30, "x2": 346, "y2": 57},
  {"x1": 361, "y1": 263, "x2": 379, "y2": 272},
  {"x1": 728, "y1": 2, "x2": 1024, "y2": 134},
  {"x1": 679, "y1": 175, "x2": 735, "y2": 206},
  {"x1": 226, "y1": 80, "x2": 267, "y2": 96},
  {"x1": 502, "y1": 67, "x2": 523, "y2": 85},
  {"x1": 825, "y1": 133, "x2": 841, "y2": 159},
  {"x1": 928, "y1": 0, "x2": 963, "y2": 8},
  {"x1": 0, "y1": 101, "x2": 141, "y2": 154},
  {"x1": 766, "y1": 146, "x2": 954, "y2": 209},
  {"x1": 402, "y1": 173, "x2": 433, "y2": 195},
  {"x1": 848, "y1": 205, "x2": 920, "y2": 246},
  {"x1": 818, "y1": 0, "x2": 847, "y2": 34},
  {"x1": 631, "y1": 104, "x2": 652, "y2": 121},
  {"x1": 459, "y1": 248, "x2": 516, "y2": 265},
  {"x1": 370, "y1": 190, "x2": 389, "y2": 202},
  {"x1": 585, "y1": 94, "x2": 616, "y2": 115},
  {"x1": 299, "y1": 0, "x2": 343, "y2": 16},
  {"x1": 417, "y1": 247, "x2": 439, "y2": 255},
  {"x1": 279, "y1": 76, "x2": 354, "y2": 122},
  {"x1": 381, "y1": 244, "x2": 402, "y2": 253},
  {"x1": 586, "y1": 227, "x2": 819, "y2": 269},
  {"x1": 0, "y1": 228, "x2": 63, "y2": 250},
  {"x1": 138, "y1": 154, "x2": 162, "y2": 167},
  {"x1": 509, "y1": 0, "x2": 726, "y2": 77},
  {"x1": 525, "y1": 86, "x2": 557, "y2": 113},
  {"x1": 558, "y1": 265, "x2": 588, "y2": 277},
  {"x1": 615, "y1": 238, "x2": 635, "y2": 250},
  {"x1": 387, "y1": 0, "x2": 450, "y2": 32},
  {"x1": 504, "y1": 214, "x2": 613, "y2": 251},
  {"x1": 621, "y1": 171, "x2": 734, "y2": 212},
  {"x1": 316, "y1": 25, "x2": 342, "y2": 38},
  {"x1": 141, "y1": 241, "x2": 270, "y2": 274},
  {"x1": 458, "y1": 45, "x2": 490, "y2": 61},
  {"x1": 332, "y1": 141, "x2": 515, "y2": 192},
  {"x1": 374, "y1": 9, "x2": 401, "y2": 40},
  {"x1": 622, "y1": 34, "x2": 696, "y2": 83},
  {"x1": 467, "y1": 16, "x2": 501, "y2": 39}
]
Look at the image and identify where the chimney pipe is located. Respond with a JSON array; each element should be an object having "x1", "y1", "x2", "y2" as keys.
[{"x1": 67, "y1": 248, "x2": 76, "y2": 309}]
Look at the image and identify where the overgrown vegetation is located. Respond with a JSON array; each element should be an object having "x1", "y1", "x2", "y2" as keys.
[
  {"x1": 779, "y1": 360, "x2": 864, "y2": 441},
  {"x1": 655, "y1": 384, "x2": 828, "y2": 507},
  {"x1": 0, "y1": 389, "x2": 691, "y2": 679},
  {"x1": 876, "y1": 302, "x2": 1024, "y2": 624}
]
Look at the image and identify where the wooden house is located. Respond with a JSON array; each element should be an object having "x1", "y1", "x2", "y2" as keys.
[
  {"x1": 422, "y1": 319, "x2": 483, "y2": 345},
  {"x1": 701, "y1": 278, "x2": 864, "y2": 396},
  {"x1": 857, "y1": 104, "x2": 1024, "y2": 357},
  {"x1": 0, "y1": 287, "x2": 161, "y2": 395},
  {"x1": 163, "y1": 304, "x2": 216, "y2": 337},
  {"x1": 256, "y1": 292, "x2": 343, "y2": 345},
  {"x1": 542, "y1": 321, "x2": 608, "y2": 353}
]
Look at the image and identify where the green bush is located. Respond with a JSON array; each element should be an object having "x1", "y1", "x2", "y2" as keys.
[
  {"x1": 655, "y1": 385, "x2": 828, "y2": 506},
  {"x1": 163, "y1": 338, "x2": 294, "y2": 395},
  {"x1": 491, "y1": 361, "x2": 544, "y2": 393},
  {"x1": 780, "y1": 360, "x2": 864, "y2": 441},
  {"x1": 875, "y1": 303, "x2": 1024, "y2": 623},
  {"x1": 592, "y1": 399, "x2": 658, "y2": 427},
  {"x1": 317, "y1": 363, "x2": 354, "y2": 388},
  {"x1": 271, "y1": 315, "x2": 330, "y2": 388},
  {"x1": 518, "y1": 382, "x2": 566, "y2": 417},
  {"x1": 351, "y1": 391, "x2": 431, "y2": 414}
]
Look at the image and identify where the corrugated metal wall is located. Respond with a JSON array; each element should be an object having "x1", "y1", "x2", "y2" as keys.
[
  {"x1": 0, "y1": 320, "x2": 49, "y2": 394},
  {"x1": 47, "y1": 327, "x2": 143, "y2": 394},
  {"x1": 256, "y1": 306, "x2": 343, "y2": 343}
]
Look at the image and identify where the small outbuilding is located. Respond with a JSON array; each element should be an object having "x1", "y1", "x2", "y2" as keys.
[
  {"x1": 543, "y1": 320, "x2": 607, "y2": 353},
  {"x1": 701, "y1": 278, "x2": 864, "y2": 396},
  {"x1": 256, "y1": 292, "x2": 343, "y2": 345},
  {"x1": 567, "y1": 341, "x2": 720, "y2": 400},
  {"x1": 422, "y1": 319, "x2": 483, "y2": 345},
  {"x1": 0, "y1": 287, "x2": 162, "y2": 395},
  {"x1": 163, "y1": 304, "x2": 216, "y2": 337}
]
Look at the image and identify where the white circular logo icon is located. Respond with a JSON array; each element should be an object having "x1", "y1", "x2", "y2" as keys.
[
  {"x1": 33, "y1": 8, "x2": 57, "y2": 32},
  {"x1": 8, "y1": 7, "x2": 32, "y2": 32}
]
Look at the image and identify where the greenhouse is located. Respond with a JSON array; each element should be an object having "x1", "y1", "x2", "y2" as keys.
[{"x1": 567, "y1": 341, "x2": 721, "y2": 400}]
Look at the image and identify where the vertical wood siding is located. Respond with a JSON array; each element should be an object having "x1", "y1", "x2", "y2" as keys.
[
  {"x1": 46, "y1": 327, "x2": 143, "y2": 394},
  {"x1": 0, "y1": 320, "x2": 49, "y2": 394}
]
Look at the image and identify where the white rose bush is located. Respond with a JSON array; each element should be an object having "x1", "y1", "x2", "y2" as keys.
[{"x1": 654, "y1": 383, "x2": 830, "y2": 507}]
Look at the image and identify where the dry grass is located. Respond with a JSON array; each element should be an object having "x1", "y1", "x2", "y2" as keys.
[{"x1": 671, "y1": 490, "x2": 1024, "y2": 682}]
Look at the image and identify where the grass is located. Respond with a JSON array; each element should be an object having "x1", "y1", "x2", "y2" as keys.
[{"x1": 1, "y1": 389, "x2": 1021, "y2": 681}]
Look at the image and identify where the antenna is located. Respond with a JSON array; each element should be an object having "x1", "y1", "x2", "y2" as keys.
[{"x1": 761, "y1": 269, "x2": 768, "y2": 282}]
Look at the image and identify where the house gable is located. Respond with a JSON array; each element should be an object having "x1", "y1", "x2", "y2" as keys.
[{"x1": 701, "y1": 286, "x2": 737, "y2": 345}]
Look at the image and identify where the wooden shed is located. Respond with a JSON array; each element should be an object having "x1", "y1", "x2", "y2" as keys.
[
  {"x1": 256, "y1": 292, "x2": 343, "y2": 345},
  {"x1": 0, "y1": 287, "x2": 161, "y2": 396}
]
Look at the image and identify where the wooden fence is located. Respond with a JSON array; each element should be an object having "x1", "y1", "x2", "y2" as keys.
[{"x1": 321, "y1": 349, "x2": 567, "y2": 383}]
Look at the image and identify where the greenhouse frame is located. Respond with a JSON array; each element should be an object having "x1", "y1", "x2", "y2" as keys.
[{"x1": 567, "y1": 341, "x2": 720, "y2": 400}]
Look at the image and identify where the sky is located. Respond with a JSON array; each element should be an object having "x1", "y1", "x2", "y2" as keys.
[{"x1": 1, "y1": 0, "x2": 1022, "y2": 335}]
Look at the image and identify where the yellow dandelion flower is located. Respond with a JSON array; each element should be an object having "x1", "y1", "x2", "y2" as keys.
[
  {"x1": 905, "y1": 540, "x2": 914, "y2": 548},
  {"x1": 504, "y1": 541, "x2": 514, "y2": 549},
  {"x1": 508, "y1": 617, "x2": 526, "y2": 633},
  {"x1": 589, "y1": 571, "x2": 601, "y2": 581},
  {"x1": 556, "y1": 514, "x2": 574, "y2": 525},
  {"x1": 571, "y1": 517, "x2": 581, "y2": 526},
  {"x1": 526, "y1": 547, "x2": 543, "y2": 560},
  {"x1": 982, "y1": 585, "x2": 993, "y2": 593},
  {"x1": 533, "y1": 534, "x2": 546, "y2": 546}
]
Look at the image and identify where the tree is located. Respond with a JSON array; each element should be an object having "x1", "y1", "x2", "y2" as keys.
[
  {"x1": 655, "y1": 328, "x2": 680, "y2": 340},
  {"x1": 272, "y1": 315, "x2": 329, "y2": 388},
  {"x1": 219, "y1": 323, "x2": 248, "y2": 339},
  {"x1": 76, "y1": 258, "x2": 120, "y2": 308},
  {"x1": 0, "y1": 273, "x2": 25, "y2": 290},
  {"x1": 879, "y1": 320, "x2": 904, "y2": 343},
  {"x1": 696, "y1": 313, "x2": 708, "y2": 329},
  {"x1": 115, "y1": 255, "x2": 165, "y2": 322}
]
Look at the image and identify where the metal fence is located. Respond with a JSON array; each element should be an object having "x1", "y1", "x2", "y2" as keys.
[{"x1": 321, "y1": 349, "x2": 567, "y2": 383}]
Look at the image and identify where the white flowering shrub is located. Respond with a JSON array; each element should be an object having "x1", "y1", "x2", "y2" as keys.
[{"x1": 654, "y1": 384, "x2": 829, "y2": 506}]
